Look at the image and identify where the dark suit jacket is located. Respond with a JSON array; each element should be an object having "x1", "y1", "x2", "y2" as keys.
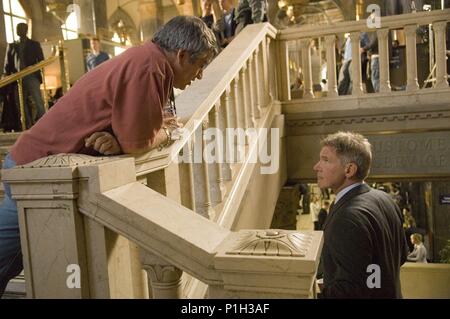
[
  {"x1": 4, "y1": 38, "x2": 44, "y2": 82},
  {"x1": 321, "y1": 183, "x2": 408, "y2": 299}
]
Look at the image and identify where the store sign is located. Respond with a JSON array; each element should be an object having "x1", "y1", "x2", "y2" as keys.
[{"x1": 439, "y1": 195, "x2": 450, "y2": 205}]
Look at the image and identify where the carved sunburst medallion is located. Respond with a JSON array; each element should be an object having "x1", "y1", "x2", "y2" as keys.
[{"x1": 226, "y1": 230, "x2": 312, "y2": 257}]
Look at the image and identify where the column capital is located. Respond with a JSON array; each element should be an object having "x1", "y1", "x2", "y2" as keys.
[
  {"x1": 376, "y1": 28, "x2": 390, "y2": 39},
  {"x1": 433, "y1": 20, "x2": 447, "y2": 33},
  {"x1": 324, "y1": 35, "x2": 336, "y2": 46},
  {"x1": 404, "y1": 25, "x2": 418, "y2": 37},
  {"x1": 298, "y1": 38, "x2": 311, "y2": 49}
]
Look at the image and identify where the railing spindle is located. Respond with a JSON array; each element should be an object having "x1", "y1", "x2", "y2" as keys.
[
  {"x1": 245, "y1": 59, "x2": 256, "y2": 128},
  {"x1": 238, "y1": 69, "x2": 248, "y2": 130},
  {"x1": 208, "y1": 103, "x2": 225, "y2": 204},
  {"x1": 377, "y1": 28, "x2": 392, "y2": 93},
  {"x1": 220, "y1": 91, "x2": 232, "y2": 181},
  {"x1": 405, "y1": 24, "x2": 420, "y2": 91},
  {"x1": 349, "y1": 32, "x2": 364, "y2": 95},
  {"x1": 17, "y1": 78, "x2": 26, "y2": 130},
  {"x1": 433, "y1": 21, "x2": 449, "y2": 89},
  {"x1": 250, "y1": 53, "x2": 261, "y2": 119},
  {"x1": 277, "y1": 39, "x2": 291, "y2": 101},
  {"x1": 324, "y1": 35, "x2": 338, "y2": 97},
  {"x1": 299, "y1": 38, "x2": 315, "y2": 98}
]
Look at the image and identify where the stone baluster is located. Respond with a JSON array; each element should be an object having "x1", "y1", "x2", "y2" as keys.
[
  {"x1": 219, "y1": 91, "x2": 232, "y2": 181},
  {"x1": 207, "y1": 103, "x2": 225, "y2": 205},
  {"x1": 232, "y1": 75, "x2": 242, "y2": 130},
  {"x1": 193, "y1": 123, "x2": 214, "y2": 219},
  {"x1": 239, "y1": 67, "x2": 249, "y2": 130},
  {"x1": 245, "y1": 58, "x2": 256, "y2": 128},
  {"x1": 268, "y1": 37, "x2": 278, "y2": 101},
  {"x1": 277, "y1": 39, "x2": 291, "y2": 101},
  {"x1": 324, "y1": 35, "x2": 338, "y2": 97},
  {"x1": 140, "y1": 251, "x2": 183, "y2": 299},
  {"x1": 349, "y1": 32, "x2": 364, "y2": 95},
  {"x1": 250, "y1": 53, "x2": 261, "y2": 119},
  {"x1": 404, "y1": 25, "x2": 420, "y2": 91},
  {"x1": 185, "y1": 140, "x2": 197, "y2": 210},
  {"x1": 433, "y1": 21, "x2": 449, "y2": 89},
  {"x1": 255, "y1": 46, "x2": 265, "y2": 111},
  {"x1": 261, "y1": 38, "x2": 270, "y2": 105},
  {"x1": 377, "y1": 28, "x2": 392, "y2": 93},
  {"x1": 299, "y1": 38, "x2": 315, "y2": 99}
]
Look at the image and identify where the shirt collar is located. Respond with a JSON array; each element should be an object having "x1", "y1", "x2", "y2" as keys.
[{"x1": 335, "y1": 182, "x2": 363, "y2": 204}]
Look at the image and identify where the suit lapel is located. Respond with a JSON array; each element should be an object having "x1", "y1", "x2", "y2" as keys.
[{"x1": 322, "y1": 183, "x2": 371, "y2": 230}]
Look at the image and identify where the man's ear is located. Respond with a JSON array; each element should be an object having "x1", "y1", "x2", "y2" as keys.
[
  {"x1": 345, "y1": 162, "x2": 358, "y2": 179},
  {"x1": 176, "y1": 49, "x2": 189, "y2": 66}
]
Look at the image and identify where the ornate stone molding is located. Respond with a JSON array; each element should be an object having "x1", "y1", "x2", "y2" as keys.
[
  {"x1": 286, "y1": 110, "x2": 450, "y2": 128},
  {"x1": 226, "y1": 230, "x2": 312, "y2": 257},
  {"x1": 20, "y1": 154, "x2": 109, "y2": 169}
]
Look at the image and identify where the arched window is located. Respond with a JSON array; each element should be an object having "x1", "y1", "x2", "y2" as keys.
[
  {"x1": 2, "y1": 0, "x2": 29, "y2": 43},
  {"x1": 61, "y1": 11, "x2": 78, "y2": 40}
]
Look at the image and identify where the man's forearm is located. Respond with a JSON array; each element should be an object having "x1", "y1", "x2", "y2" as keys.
[{"x1": 121, "y1": 128, "x2": 169, "y2": 155}]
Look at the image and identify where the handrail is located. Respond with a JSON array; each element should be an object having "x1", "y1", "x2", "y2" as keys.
[
  {"x1": 132, "y1": 23, "x2": 277, "y2": 176},
  {"x1": 0, "y1": 56, "x2": 59, "y2": 88},
  {"x1": 278, "y1": 8, "x2": 450, "y2": 40}
]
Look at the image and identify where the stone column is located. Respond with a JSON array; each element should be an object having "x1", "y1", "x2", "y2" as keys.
[
  {"x1": 377, "y1": 28, "x2": 391, "y2": 93},
  {"x1": 175, "y1": 0, "x2": 196, "y2": 16},
  {"x1": 324, "y1": 35, "x2": 338, "y2": 97},
  {"x1": 139, "y1": 0, "x2": 163, "y2": 41},
  {"x1": 349, "y1": 31, "x2": 363, "y2": 95},
  {"x1": 140, "y1": 250, "x2": 183, "y2": 298},
  {"x1": 74, "y1": 0, "x2": 96, "y2": 36},
  {"x1": 433, "y1": 21, "x2": 449, "y2": 89},
  {"x1": 404, "y1": 25, "x2": 420, "y2": 92},
  {"x1": 299, "y1": 39, "x2": 314, "y2": 99},
  {"x1": 277, "y1": 40, "x2": 291, "y2": 101}
]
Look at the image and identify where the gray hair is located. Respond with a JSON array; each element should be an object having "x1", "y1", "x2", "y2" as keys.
[
  {"x1": 152, "y1": 16, "x2": 218, "y2": 62},
  {"x1": 321, "y1": 131, "x2": 372, "y2": 180}
]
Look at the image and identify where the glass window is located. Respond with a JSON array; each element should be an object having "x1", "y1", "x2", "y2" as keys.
[
  {"x1": 2, "y1": 0, "x2": 28, "y2": 43},
  {"x1": 2, "y1": 0, "x2": 10, "y2": 13},
  {"x1": 10, "y1": 0, "x2": 25, "y2": 16},
  {"x1": 61, "y1": 11, "x2": 78, "y2": 40}
]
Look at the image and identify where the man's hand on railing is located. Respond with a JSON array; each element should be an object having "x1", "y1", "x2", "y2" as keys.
[
  {"x1": 163, "y1": 116, "x2": 184, "y2": 129},
  {"x1": 85, "y1": 131, "x2": 122, "y2": 155}
]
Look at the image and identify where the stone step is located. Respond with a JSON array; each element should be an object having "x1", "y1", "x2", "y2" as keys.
[
  {"x1": 3, "y1": 273, "x2": 26, "y2": 299},
  {"x1": 0, "y1": 132, "x2": 20, "y2": 147}
]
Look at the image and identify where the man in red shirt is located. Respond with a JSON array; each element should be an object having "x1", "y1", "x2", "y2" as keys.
[{"x1": 0, "y1": 16, "x2": 218, "y2": 297}]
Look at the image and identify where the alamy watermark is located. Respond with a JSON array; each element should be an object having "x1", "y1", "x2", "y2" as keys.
[
  {"x1": 366, "y1": 264, "x2": 381, "y2": 289},
  {"x1": 366, "y1": 4, "x2": 381, "y2": 29},
  {"x1": 66, "y1": 264, "x2": 81, "y2": 289},
  {"x1": 171, "y1": 122, "x2": 280, "y2": 175}
]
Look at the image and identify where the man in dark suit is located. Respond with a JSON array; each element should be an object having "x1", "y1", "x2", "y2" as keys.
[
  {"x1": 313, "y1": 131, "x2": 408, "y2": 298},
  {"x1": 3, "y1": 23, "x2": 45, "y2": 129}
]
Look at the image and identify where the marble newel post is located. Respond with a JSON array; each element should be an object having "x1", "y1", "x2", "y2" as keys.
[
  {"x1": 2, "y1": 154, "x2": 148, "y2": 299},
  {"x1": 212, "y1": 229, "x2": 324, "y2": 298}
]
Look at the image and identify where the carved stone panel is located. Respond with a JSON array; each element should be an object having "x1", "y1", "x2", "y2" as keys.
[
  {"x1": 226, "y1": 230, "x2": 312, "y2": 257},
  {"x1": 287, "y1": 131, "x2": 450, "y2": 181}
]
